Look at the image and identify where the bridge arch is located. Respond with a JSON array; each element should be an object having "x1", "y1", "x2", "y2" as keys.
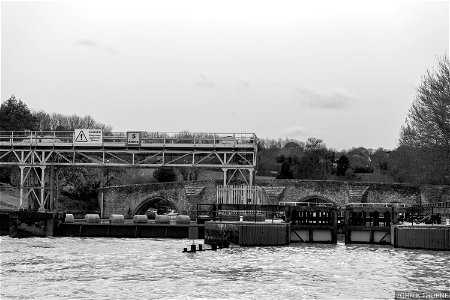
[
  {"x1": 133, "y1": 196, "x2": 178, "y2": 216},
  {"x1": 298, "y1": 195, "x2": 338, "y2": 207}
]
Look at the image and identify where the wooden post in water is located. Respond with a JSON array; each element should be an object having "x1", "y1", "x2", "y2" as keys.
[{"x1": 344, "y1": 210, "x2": 350, "y2": 244}]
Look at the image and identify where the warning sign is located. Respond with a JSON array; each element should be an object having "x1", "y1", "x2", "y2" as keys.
[
  {"x1": 126, "y1": 131, "x2": 141, "y2": 146},
  {"x1": 74, "y1": 129, "x2": 103, "y2": 146}
]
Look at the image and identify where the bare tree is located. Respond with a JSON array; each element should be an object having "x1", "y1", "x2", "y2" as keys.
[
  {"x1": 305, "y1": 137, "x2": 325, "y2": 153},
  {"x1": 83, "y1": 115, "x2": 97, "y2": 128},
  {"x1": 33, "y1": 110, "x2": 51, "y2": 131},
  {"x1": 401, "y1": 56, "x2": 450, "y2": 152},
  {"x1": 398, "y1": 55, "x2": 450, "y2": 184},
  {"x1": 67, "y1": 114, "x2": 84, "y2": 130},
  {"x1": 51, "y1": 113, "x2": 69, "y2": 130}
]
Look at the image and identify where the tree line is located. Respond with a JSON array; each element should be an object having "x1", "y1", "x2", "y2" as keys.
[
  {"x1": 257, "y1": 56, "x2": 450, "y2": 185},
  {"x1": 0, "y1": 95, "x2": 111, "y2": 132}
]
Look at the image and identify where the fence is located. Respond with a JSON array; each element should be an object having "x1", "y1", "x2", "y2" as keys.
[{"x1": 216, "y1": 185, "x2": 266, "y2": 205}]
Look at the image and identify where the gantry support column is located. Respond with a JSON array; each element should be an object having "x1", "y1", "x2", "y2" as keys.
[
  {"x1": 249, "y1": 168, "x2": 254, "y2": 187},
  {"x1": 38, "y1": 166, "x2": 46, "y2": 212},
  {"x1": 49, "y1": 165, "x2": 54, "y2": 211},
  {"x1": 19, "y1": 166, "x2": 25, "y2": 210},
  {"x1": 222, "y1": 168, "x2": 228, "y2": 186}
]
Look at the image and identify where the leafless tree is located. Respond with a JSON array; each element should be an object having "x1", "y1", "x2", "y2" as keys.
[
  {"x1": 33, "y1": 110, "x2": 51, "y2": 131},
  {"x1": 398, "y1": 55, "x2": 450, "y2": 184}
]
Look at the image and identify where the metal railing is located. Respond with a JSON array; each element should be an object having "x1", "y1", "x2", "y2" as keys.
[
  {"x1": 412, "y1": 201, "x2": 450, "y2": 208},
  {"x1": 216, "y1": 185, "x2": 266, "y2": 205},
  {"x1": 346, "y1": 202, "x2": 407, "y2": 208},
  {"x1": 279, "y1": 201, "x2": 335, "y2": 207},
  {"x1": 197, "y1": 203, "x2": 286, "y2": 223},
  {"x1": 0, "y1": 131, "x2": 257, "y2": 148}
]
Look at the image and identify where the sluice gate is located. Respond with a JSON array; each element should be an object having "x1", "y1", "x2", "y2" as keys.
[
  {"x1": 198, "y1": 201, "x2": 449, "y2": 248},
  {"x1": 288, "y1": 205, "x2": 337, "y2": 243},
  {"x1": 343, "y1": 203, "x2": 401, "y2": 245}
]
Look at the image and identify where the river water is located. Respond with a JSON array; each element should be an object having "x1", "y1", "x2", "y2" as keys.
[{"x1": 0, "y1": 237, "x2": 449, "y2": 300}]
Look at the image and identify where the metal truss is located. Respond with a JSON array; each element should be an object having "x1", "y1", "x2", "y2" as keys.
[
  {"x1": 15, "y1": 165, "x2": 56, "y2": 211},
  {"x1": 0, "y1": 149, "x2": 255, "y2": 168},
  {"x1": 0, "y1": 131, "x2": 258, "y2": 211}
]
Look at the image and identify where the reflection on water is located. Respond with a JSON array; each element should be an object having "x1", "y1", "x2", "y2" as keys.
[{"x1": 1, "y1": 237, "x2": 449, "y2": 299}]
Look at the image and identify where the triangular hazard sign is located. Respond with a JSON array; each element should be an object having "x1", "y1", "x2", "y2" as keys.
[{"x1": 75, "y1": 130, "x2": 88, "y2": 142}]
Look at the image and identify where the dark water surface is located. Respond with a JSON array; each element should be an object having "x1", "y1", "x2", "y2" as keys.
[{"x1": 1, "y1": 237, "x2": 449, "y2": 299}]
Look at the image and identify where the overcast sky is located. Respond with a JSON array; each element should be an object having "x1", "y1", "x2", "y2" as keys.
[{"x1": 1, "y1": 0, "x2": 448, "y2": 150}]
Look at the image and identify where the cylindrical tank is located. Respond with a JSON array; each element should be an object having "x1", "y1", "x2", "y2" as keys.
[
  {"x1": 155, "y1": 215, "x2": 170, "y2": 224},
  {"x1": 176, "y1": 215, "x2": 191, "y2": 224},
  {"x1": 85, "y1": 214, "x2": 100, "y2": 223},
  {"x1": 64, "y1": 214, "x2": 75, "y2": 223},
  {"x1": 133, "y1": 215, "x2": 149, "y2": 223},
  {"x1": 110, "y1": 214, "x2": 125, "y2": 223}
]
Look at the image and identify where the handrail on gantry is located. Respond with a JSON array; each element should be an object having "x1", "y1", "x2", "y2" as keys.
[
  {"x1": 0, "y1": 131, "x2": 258, "y2": 148},
  {"x1": 279, "y1": 201, "x2": 335, "y2": 207},
  {"x1": 346, "y1": 203, "x2": 408, "y2": 208}
]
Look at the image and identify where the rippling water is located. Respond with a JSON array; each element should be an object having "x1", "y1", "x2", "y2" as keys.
[{"x1": 1, "y1": 237, "x2": 449, "y2": 299}]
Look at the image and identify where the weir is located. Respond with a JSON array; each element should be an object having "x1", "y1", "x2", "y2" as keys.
[
  {"x1": 288, "y1": 204, "x2": 338, "y2": 243},
  {"x1": 1, "y1": 202, "x2": 449, "y2": 251},
  {"x1": 1, "y1": 130, "x2": 449, "y2": 251},
  {"x1": 199, "y1": 201, "x2": 450, "y2": 250},
  {"x1": 343, "y1": 203, "x2": 403, "y2": 244}
]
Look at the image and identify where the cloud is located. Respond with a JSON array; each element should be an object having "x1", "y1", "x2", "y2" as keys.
[
  {"x1": 237, "y1": 77, "x2": 250, "y2": 89},
  {"x1": 73, "y1": 39, "x2": 118, "y2": 55},
  {"x1": 283, "y1": 125, "x2": 309, "y2": 137},
  {"x1": 295, "y1": 86, "x2": 354, "y2": 109},
  {"x1": 283, "y1": 125, "x2": 322, "y2": 138},
  {"x1": 196, "y1": 74, "x2": 215, "y2": 88}
]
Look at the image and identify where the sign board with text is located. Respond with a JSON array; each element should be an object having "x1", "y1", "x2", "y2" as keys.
[
  {"x1": 74, "y1": 129, "x2": 103, "y2": 146},
  {"x1": 126, "y1": 131, "x2": 141, "y2": 146}
]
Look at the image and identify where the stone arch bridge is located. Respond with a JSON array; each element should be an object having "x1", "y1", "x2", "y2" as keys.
[{"x1": 99, "y1": 180, "x2": 450, "y2": 218}]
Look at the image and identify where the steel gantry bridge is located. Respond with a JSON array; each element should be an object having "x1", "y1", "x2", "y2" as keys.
[{"x1": 0, "y1": 130, "x2": 258, "y2": 211}]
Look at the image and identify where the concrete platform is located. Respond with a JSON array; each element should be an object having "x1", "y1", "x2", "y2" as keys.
[{"x1": 59, "y1": 221, "x2": 205, "y2": 239}]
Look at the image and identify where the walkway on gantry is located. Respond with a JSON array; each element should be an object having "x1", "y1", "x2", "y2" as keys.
[{"x1": 0, "y1": 131, "x2": 258, "y2": 210}]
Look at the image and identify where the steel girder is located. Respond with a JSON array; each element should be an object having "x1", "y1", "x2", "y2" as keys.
[{"x1": 0, "y1": 149, "x2": 256, "y2": 169}]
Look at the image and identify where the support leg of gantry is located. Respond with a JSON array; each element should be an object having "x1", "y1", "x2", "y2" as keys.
[
  {"x1": 222, "y1": 168, "x2": 228, "y2": 187},
  {"x1": 19, "y1": 166, "x2": 25, "y2": 210},
  {"x1": 249, "y1": 168, "x2": 254, "y2": 187},
  {"x1": 49, "y1": 165, "x2": 55, "y2": 211},
  {"x1": 38, "y1": 166, "x2": 46, "y2": 212}
]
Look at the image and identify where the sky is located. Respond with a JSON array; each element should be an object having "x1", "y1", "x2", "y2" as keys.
[{"x1": 1, "y1": 0, "x2": 449, "y2": 151}]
